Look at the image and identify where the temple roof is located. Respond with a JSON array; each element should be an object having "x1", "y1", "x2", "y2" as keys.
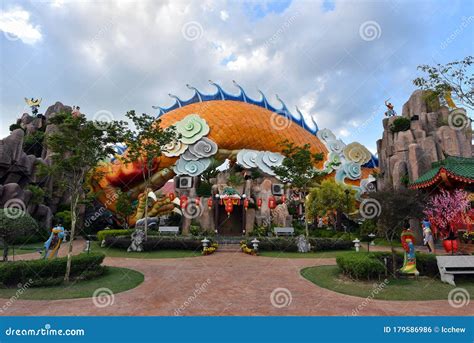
[{"x1": 409, "y1": 156, "x2": 474, "y2": 189}]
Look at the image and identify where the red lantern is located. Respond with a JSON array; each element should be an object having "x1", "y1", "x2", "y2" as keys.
[
  {"x1": 180, "y1": 195, "x2": 188, "y2": 209},
  {"x1": 281, "y1": 195, "x2": 286, "y2": 203},
  {"x1": 168, "y1": 193, "x2": 175, "y2": 201},
  {"x1": 243, "y1": 198, "x2": 249, "y2": 211},
  {"x1": 225, "y1": 199, "x2": 233, "y2": 216},
  {"x1": 257, "y1": 198, "x2": 262, "y2": 209},
  {"x1": 195, "y1": 197, "x2": 201, "y2": 206},
  {"x1": 443, "y1": 239, "x2": 459, "y2": 254},
  {"x1": 268, "y1": 196, "x2": 277, "y2": 210},
  {"x1": 207, "y1": 198, "x2": 213, "y2": 210}
]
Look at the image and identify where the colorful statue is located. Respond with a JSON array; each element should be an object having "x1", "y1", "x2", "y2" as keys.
[
  {"x1": 44, "y1": 224, "x2": 65, "y2": 259},
  {"x1": 400, "y1": 223, "x2": 419, "y2": 276},
  {"x1": 384, "y1": 99, "x2": 396, "y2": 117},
  {"x1": 24, "y1": 97, "x2": 42, "y2": 117},
  {"x1": 422, "y1": 219, "x2": 435, "y2": 253}
]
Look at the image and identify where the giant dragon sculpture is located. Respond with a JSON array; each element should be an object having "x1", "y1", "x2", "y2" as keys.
[{"x1": 90, "y1": 81, "x2": 378, "y2": 225}]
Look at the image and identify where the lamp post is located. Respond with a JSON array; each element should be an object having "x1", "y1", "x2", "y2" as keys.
[
  {"x1": 251, "y1": 238, "x2": 260, "y2": 251},
  {"x1": 367, "y1": 233, "x2": 376, "y2": 252},
  {"x1": 352, "y1": 238, "x2": 361, "y2": 252},
  {"x1": 201, "y1": 238, "x2": 210, "y2": 249}
]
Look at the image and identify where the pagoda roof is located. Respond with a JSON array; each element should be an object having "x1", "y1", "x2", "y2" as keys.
[{"x1": 409, "y1": 156, "x2": 474, "y2": 189}]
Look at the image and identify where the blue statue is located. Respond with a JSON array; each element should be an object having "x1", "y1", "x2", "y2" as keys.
[{"x1": 44, "y1": 224, "x2": 65, "y2": 259}]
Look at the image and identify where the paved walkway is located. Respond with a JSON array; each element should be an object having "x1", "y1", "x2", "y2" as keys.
[{"x1": 2, "y1": 240, "x2": 473, "y2": 316}]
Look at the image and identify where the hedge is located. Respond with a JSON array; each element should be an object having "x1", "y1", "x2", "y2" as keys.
[
  {"x1": 0, "y1": 208, "x2": 40, "y2": 243},
  {"x1": 0, "y1": 252, "x2": 105, "y2": 287},
  {"x1": 104, "y1": 236, "x2": 202, "y2": 251},
  {"x1": 245, "y1": 237, "x2": 353, "y2": 252},
  {"x1": 97, "y1": 229, "x2": 134, "y2": 242},
  {"x1": 336, "y1": 251, "x2": 439, "y2": 280}
]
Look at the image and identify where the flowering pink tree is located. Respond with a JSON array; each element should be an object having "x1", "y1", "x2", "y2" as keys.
[{"x1": 423, "y1": 189, "x2": 470, "y2": 238}]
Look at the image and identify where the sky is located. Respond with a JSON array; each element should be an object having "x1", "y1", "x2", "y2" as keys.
[{"x1": 0, "y1": 0, "x2": 473, "y2": 154}]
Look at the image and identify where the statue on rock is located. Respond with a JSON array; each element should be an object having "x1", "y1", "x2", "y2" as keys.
[
  {"x1": 44, "y1": 223, "x2": 65, "y2": 259},
  {"x1": 24, "y1": 97, "x2": 42, "y2": 117},
  {"x1": 384, "y1": 99, "x2": 397, "y2": 117},
  {"x1": 399, "y1": 222, "x2": 419, "y2": 276}
]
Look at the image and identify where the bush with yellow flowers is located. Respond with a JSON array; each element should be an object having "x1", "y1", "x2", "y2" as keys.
[
  {"x1": 240, "y1": 240, "x2": 257, "y2": 256},
  {"x1": 202, "y1": 242, "x2": 218, "y2": 255}
]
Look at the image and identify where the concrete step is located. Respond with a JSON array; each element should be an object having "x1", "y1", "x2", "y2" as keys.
[{"x1": 217, "y1": 244, "x2": 241, "y2": 252}]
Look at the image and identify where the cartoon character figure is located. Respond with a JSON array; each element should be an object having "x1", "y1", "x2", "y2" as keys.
[
  {"x1": 400, "y1": 222, "x2": 419, "y2": 276},
  {"x1": 422, "y1": 219, "x2": 435, "y2": 253},
  {"x1": 72, "y1": 106, "x2": 82, "y2": 118},
  {"x1": 384, "y1": 99, "x2": 397, "y2": 117},
  {"x1": 44, "y1": 224, "x2": 65, "y2": 259},
  {"x1": 25, "y1": 97, "x2": 42, "y2": 117}
]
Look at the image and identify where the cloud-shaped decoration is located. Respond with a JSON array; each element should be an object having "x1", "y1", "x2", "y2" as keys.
[
  {"x1": 344, "y1": 161, "x2": 362, "y2": 180},
  {"x1": 236, "y1": 149, "x2": 259, "y2": 169},
  {"x1": 256, "y1": 151, "x2": 285, "y2": 176},
  {"x1": 175, "y1": 114, "x2": 210, "y2": 145},
  {"x1": 163, "y1": 140, "x2": 188, "y2": 157},
  {"x1": 316, "y1": 128, "x2": 336, "y2": 143},
  {"x1": 326, "y1": 139, "x2": 346, "y2": 155},
  {"x1": 324, "y1": 152, "x2": 342, "y2": 171},
  {"x1": 173, "y1": 157, "x2": 211, "y2": 176},
  {"x1": 343, "y1": 142, "x2": 372, "y2": 165},
  {"x1": 189, "y1": 137, "x2": 218, "y2": 158}
]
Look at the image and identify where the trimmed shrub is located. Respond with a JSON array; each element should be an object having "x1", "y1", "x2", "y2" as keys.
[
  {"x1": 336, "y1": 251, "x2": 439, "y2": 280},
  {"x1": 0, "y1": 252, "x2": 105, "y2": 286},
  {"x1": 0, "y1": 208, "x2": 40, "y2": 244},
  {"x1": 389, "y1": 117, "x2": 411, "y2": 132},
  {"x1": 104, "y1": 236, "x2": 202, "y2": 251},
  {"x1": 97, "y1": 229, "x2": 134, "y2": 242},
  {"x1": 309, "y1": 237, "x2": 353, "y2": 251}
]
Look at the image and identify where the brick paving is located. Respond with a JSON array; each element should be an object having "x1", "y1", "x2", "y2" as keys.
[{"x1": 2, "y1": 240, "x2": 472, "y2": 316}]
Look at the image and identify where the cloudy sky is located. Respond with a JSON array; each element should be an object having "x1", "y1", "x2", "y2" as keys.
[{"x1": 1, "y1": 0, "x2": 473, "y2": 153}]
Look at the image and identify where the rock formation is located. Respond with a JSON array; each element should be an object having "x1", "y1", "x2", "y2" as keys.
[
  {"x1": 377, "y1": 90, "x2": 472, "y2": 190},
  {"x1": 0, "y1": 102, "x2": 73, "y2": 229}
]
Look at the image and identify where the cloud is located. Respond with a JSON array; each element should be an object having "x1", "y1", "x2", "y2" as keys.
[
  {"x1": 0, "y1": 7, "x2": 42, "y2": 44},
  {"x1": 220, "y1": 10, "x2": 229, "y2": 21}
]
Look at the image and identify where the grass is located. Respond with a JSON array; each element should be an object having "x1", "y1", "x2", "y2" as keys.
[
  {"x1": 0, "y1": 267, "x2": 144, "y2": 300},
  {"x1": 8, "y1": 243, "x2": 43, "y2": 256},
  {"x1": 258, "y1": 250, "x2": 356, "y2": 258},
  {"x1": 91, "y1": 241, "x2": 201, "y2": 259},
  {"x1": 301, "y1": 265, "x2": 474, "y2": 301}
]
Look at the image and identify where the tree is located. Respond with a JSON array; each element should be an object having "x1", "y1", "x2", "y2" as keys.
[
  {"x1": 413, "y1": 56, "x2": 474, "y2": 110},
  {"x1": 423, "y1": 189, "x2": 470, "y2": 238},
  {"x1": 306, "y1": 179, "x2": 356, "y2": 231},
  {"x1": 42, "y1": 111, "x2": 126, "y2": 282},
  {"x1": 115, "y1": 190, "x2": 134, "y2": 229},
  {"x1": 121, "y1": 111, "x2": 177, "y2": 238},
  {"x1": 370, "y1": 188, "x2": 423, "y2": 276},
  {"x1": 272, "y1": 140, "x2": 325, "y2": 237},
  {"x1": 0, "y1": 209, "x2": 39, "y2": 261}
]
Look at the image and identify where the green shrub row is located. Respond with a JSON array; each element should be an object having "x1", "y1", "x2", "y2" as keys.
[
  {"x1": 104, "y1": 236, "x2": 202, "y2": 251},
  {"x1": 246, "y1": 237, "x2": 353, "y2": 252},
  {"x1": 97, "y1": 229, "x2": 134, "y2": 242},
  {"x1": 0, "y1": 252, "x2": 105, "y2": 286},
  {"x1": 336, "y1": 252, "x2": 439, "y2": 280}
]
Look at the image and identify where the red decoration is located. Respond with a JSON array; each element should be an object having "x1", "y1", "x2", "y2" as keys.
[
  {"x1": 225, "y1": 199, "x2": 233, "y2": 216},
  {"x1": 443, "y1": 239, "x2": 459, "y2": 254},
  {"x1": 195, "y1": 197, "x2": 201, "y2": 206},
  {"x1": 207, "y1": 198, "x2": 213, "y2": 210},
  {"x1": 243, "y1": 198, "x2": 249, "y2": 210},
  {"x1": 180, "y1": 195, "x2": 188, "y2": 209},
  {"x1": 257, "y1": 198, "x2": 262, "y2": 209},
  {"x1": 281, "y1": 195, "x2": 286, "y2": 203},
  {"x1": 168, "y1": 193, "x2": 175, "y2": 201},
  {"x1": 268, "y1": 196, "x2": 277, "y2": 210}
]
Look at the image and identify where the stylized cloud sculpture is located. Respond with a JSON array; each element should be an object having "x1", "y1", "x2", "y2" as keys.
[
  {"x1": 163, "y1": 139, "x2": 188, "y2": 157},
  {"x1": 343, "y1": 142, "x2": 372, "y2": 165},
  {"x1": 176, "y1": 114, "x2": 210, "y2": 144},
  {"x1": 316, "y1": 128, "x2": 336, "y2": 143},
  {"x1": 173, "y1": 157, "x2": 211, "y2": 176},
  {"x1": 326, "y1": 139, "x2": 346, "y2": 154},
  {"x1": 236, "y1": 149, "x2": 284, "y2": 176}
]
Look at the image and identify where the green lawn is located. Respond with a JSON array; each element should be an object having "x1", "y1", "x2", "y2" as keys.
[
  {"x1": 91, "y1": 241, "x2": 201, "y2": 259},
  {"x1": 259, "y1": 250, "x2": 356, "y2": 258},
  {"x1": 8, "y1": 243, "x2": 43, "y2": 256},
  {"x1": 301, "y1": 265, "x2": 474, "y2": 301},
  {"x1": 0, "y1": 267, "x2": 144, "y2": 300}
]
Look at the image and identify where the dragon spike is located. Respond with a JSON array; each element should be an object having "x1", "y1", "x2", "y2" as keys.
[
  {"x1": 295, "y1": 106, "x2": 305, "y2": 130},
  {"x1": 208, "y1": 80, "x2": 225, "y2": 100},
  {"x1": 257, "y1": 89, "x2": 269, "y2": 109},
  {"x1": 168, "y1": 93, "x2": 182, "y2": 107},
  {"x1": 275, "y1": 94, "x2": 290, "y2": 118},
  {"x1": 186, "y1": 84, "x2": 203, "y2": 102},
  {"x1": 232, "y1": 80, "x2": 247, "y2": 103}
]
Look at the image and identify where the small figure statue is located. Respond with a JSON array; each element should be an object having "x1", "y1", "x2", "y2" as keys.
[
  {"x1": 25, "y1": 97, "x2": 42, "y2": 117},
  {"x1": 400, "y1": 222, "x2": 419, "y2": 276},
  {"x1": 72, "y1": 106, "x2": 82, "y2": 118},
  {"x1": 384, "y1": 99, "x2": 397, "y2": 117},
  {"x1": 44, "y1": 223, "x2": 65, "y2": 259},
  {"x1": 296, "y1": 234, "x2": 310, "y2": 253},
  {"x1": 128, "y1": 228, "x2": 145, "y2": 252},
  {"x1": 422, "y1": 219, "x2": 435, "y2": 253}
]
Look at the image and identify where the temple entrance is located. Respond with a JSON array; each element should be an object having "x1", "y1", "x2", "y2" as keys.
[{"x1": 216, "y1": 204, "x2": 244, "y2": 236}]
